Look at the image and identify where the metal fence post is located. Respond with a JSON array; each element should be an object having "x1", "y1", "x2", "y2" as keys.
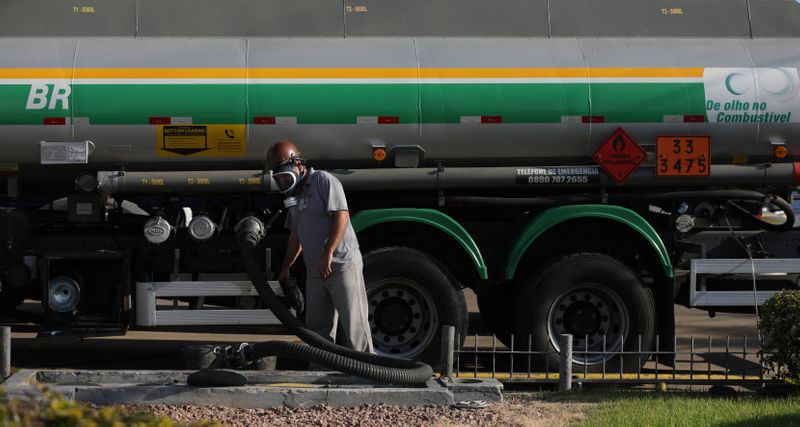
[
  {"x1": 1, "y1": 326, "x2": 10, "y2": 380},
  {"x1": 441, "y1": 325, "x2": 455, "y2": 379},
  {"x1": 559, "y1": 334, "x2": 573, "y2": 392}
]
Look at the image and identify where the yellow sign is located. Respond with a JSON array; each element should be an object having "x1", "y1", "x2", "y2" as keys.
[
  {"x1": 0, "y1": 163, "x2": 20, "y2": 173},
  {"x1": 157, "y1": 124, "x2": 246, "y2": 157}
]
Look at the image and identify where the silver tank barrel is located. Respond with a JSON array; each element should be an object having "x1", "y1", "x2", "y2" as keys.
[{"x1": 97, "y1": 163, "x2": 799, "y2": 195}]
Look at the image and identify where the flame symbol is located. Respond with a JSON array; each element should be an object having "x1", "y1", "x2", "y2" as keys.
[{"x1": 613, "y1": 135, "x2": 626, "y2": 152}]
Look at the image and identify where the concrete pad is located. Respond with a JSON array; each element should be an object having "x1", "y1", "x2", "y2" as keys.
[{"x1": 3, "y1": 369, "x2": 502, "y2": 409}]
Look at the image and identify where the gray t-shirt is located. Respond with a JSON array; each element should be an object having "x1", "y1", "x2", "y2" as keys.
[{"x1": 285, "y1": 169, "x2": 362, "y2": 277}]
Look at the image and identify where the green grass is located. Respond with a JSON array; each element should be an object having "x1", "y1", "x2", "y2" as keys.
[{"x1": 573, "y1": 391, "x2": 800, "y2": 427}]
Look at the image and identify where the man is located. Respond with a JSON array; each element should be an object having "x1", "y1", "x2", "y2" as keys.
[{"x1": 267, "y1": 140, "x2": 374, "y2": 353}]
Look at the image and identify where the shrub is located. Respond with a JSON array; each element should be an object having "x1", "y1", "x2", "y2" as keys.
[
  {"x1": 758, "y1": 289, "x2": 800, "y2": 381},
  {"x1": 0, "y1": 385, "x2": 204, "y2": 427}
]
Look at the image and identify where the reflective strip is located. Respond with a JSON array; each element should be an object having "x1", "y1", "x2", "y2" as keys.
[
  {"x1": 561, "y1": 116, "x2": 582, "y2": 124},
  {"x1": 254, "y1": 116, "x2": 297, "y2": 125},
  {"x1": 149, "y1": 117, "x2": 170, "y2": 125},
  {"x1": 171, "y1": 117, "x2": 193, "y2": 124},
  {"x1": 665, "y1": 114, "x2": 705, "y2": 123},
  {"x1": 254, "y1": 116, "x2": 276, "y2": 124},
  {"x1": 683, "y1": 115, "x2": 705, "y2": 123},
  {"x1": 378, "y1": 116, "x2": 400, "y2": 124},
  {"x1": 460, "y1": 116, "x2": 503, "y2": 124},
  {"x1": 276, "y1": 116, "x2": 297, "y2": 125},
  {"x1": 793, "y1": 163, "x2": 800, "y2": 187},
  {"x1": 73, "y1": 117, "x2": 90, "y2": 125},
  {"x1": 582, "y1": 116, "x2": 605, "y2": 123},
  {"x1": 43, "y1": 117, "x2": 67, "y2": 125}
]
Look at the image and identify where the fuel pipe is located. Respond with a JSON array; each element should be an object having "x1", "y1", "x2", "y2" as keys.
[{"x1": 187, "y1": 216, "x2": 433, "y2": 387}]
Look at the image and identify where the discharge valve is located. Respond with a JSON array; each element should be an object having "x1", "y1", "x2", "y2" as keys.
[
  {"x1": 188, "y1": 215, "x2": 217, "y2": 242},
  {"x1": 143, "y1": 216, "x2": 174, "y2": 245}
]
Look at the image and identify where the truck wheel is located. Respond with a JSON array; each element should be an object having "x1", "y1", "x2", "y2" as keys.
[
  {"x1": 513, "y1": 253, "x2": 655, "y2": 372},
  {"x1": 363, "y1": 247, "x2": 467, "y2": 368}
]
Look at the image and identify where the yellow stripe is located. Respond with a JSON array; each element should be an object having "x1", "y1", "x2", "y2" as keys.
[
  {"x1": 453, "y1": 372, "x2": 762, "y2": 381},
  {"x1": 0, "y1": 67, "x2": 705, "y2": 80},
  {"x1": 0, "y1": 68, "x2": 74, "y2": 79}
]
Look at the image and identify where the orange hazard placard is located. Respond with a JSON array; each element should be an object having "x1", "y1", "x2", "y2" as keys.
[{"x1": 656, "y1": 136, "x2": 710, "y2": 177}]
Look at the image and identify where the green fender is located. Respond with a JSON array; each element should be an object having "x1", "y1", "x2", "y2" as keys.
[
  {"x1": 505, "y1": 204, "x2": 673, "y2": 280},
  {"x1": 351, "y1": 208, "x2": 489, "y2": 280}
]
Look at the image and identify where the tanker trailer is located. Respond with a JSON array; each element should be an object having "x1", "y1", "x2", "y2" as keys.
[{"x1": 1, "y1": 0, "x2": 800, "y2": 371}]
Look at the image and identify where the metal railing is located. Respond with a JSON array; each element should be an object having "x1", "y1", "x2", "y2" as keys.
[{"x1": 440, "y1": 327, "x2": 772, "y2": 389}]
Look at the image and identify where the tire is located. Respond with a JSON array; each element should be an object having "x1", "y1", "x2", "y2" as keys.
[
  {"x1": 513, "y1": 253, "x2": 656, "y2": 373},
  {"x1": 363, "y1": 247, "x2": 467, "y2": 369}
]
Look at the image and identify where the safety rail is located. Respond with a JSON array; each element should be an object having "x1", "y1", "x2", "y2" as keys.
[
  {"x1": 135, "y1": 280, "x2": 286, "y2": 326},
  {"x1": 441, "y1": 328, "x2": 774, "y2": 389}
]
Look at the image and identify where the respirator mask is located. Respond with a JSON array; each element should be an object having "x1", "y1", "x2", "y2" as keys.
[{"x1": 271, "y1": 158, "x2": 305, "y2": 194}]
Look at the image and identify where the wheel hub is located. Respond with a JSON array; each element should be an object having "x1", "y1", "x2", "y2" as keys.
[
  {"x1": 367, "y1": 278, "x2": 437, "y2": 358},
  {"x1": 374, "y1": 297, "x2": 413, "y2": 335},
  {"x1": 563, "y1": 301, "x2": 601, "y2": 337},
  {"x1": 547, "y1": 284, "x2": 629, "y2": 366}
]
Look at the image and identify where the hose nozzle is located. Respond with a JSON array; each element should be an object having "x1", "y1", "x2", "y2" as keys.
[{"x1": 235, "y1": 216, "x2": 266, "y2": 248}]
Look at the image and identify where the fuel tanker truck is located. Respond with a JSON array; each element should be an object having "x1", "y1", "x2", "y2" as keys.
[{"x1": 1, "y1": 0, "x2": 800, "y2": 371}]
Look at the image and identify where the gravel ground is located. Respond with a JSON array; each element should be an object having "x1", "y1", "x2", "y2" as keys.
[{"x1": 144, "y1": 393, "x2": 594, "y2": 426}]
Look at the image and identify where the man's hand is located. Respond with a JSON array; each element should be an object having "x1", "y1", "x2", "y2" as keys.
[
  {"x1": 319, "y1": 211, "x2": 348, "y2": 278},
  {"x1": 318, "y1": 251, "x2": 333, "y2": 278},
  {"x1": 279, "y1": 278, "x2": 305, "y2": 314}
]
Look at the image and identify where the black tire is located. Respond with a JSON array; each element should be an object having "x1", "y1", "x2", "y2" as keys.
[
  {"x1": 513, "y1": 253, "x2": 655, "y2": 373},
  {"x1": 363, "y1": 247, "x2": 467, "y2": 369}
]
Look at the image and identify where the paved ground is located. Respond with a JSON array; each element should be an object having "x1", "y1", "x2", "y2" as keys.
[{"x1": 1, "y1": 290, "x2": 762, "y2": 371}]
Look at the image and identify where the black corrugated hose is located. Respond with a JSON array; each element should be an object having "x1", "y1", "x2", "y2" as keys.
[{"x1": 229, "y1": 216, "x2": 433, "y2": 385}]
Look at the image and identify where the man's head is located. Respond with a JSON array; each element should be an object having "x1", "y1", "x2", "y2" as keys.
[{"x1": 266, "y1": 140, "x2": 305, "y2": 194}]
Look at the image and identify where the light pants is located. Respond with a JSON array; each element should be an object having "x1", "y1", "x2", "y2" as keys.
[{"x1": 305, "y1": 261, "x2": 374, "y2": 353}]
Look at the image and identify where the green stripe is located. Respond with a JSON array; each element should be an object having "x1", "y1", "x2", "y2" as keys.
[
  {"x1": 249, "y1": 84, "x2": 419, "y2": 124},
  {"x1": 591, "y1": 83, "x2": 706, "y2": 122},
  {"x1": 78, "y1": 85, "x2": 247, "y2": 124},
  {"x1": 0, "y1": 82, "x2": 706, "y2": 125},
  {"x1": 422, "y1": 84, "x2": 589, "y2": 123}
]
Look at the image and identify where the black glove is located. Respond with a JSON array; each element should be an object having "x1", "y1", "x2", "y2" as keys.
[{"x1": 280, "y1": 278, "x2": 305, "y2": 314}]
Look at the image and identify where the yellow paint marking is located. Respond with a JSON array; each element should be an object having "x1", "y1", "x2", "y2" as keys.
[
  {"x1": 0, "y1": 68, "x2": 73, "y2": 79},
  {"x1": 0, "y1": 67, "x2": 705, "y2": 80},
  {"x1": 266, "y1": 383, "x2": 316, "y2": 388},
  {"x1": 453, "y1": 372, "x2": 762, "y2": 381}
]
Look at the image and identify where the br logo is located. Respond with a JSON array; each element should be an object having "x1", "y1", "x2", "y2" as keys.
[
  {"x1": 725, "y1": 69, "x2": 798, "y2": 102},
  {"x1": 26, "y1": 83, "x2": 71, "y2": 110}
]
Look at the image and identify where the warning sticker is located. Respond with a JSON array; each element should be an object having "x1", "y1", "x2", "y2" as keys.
[
  {"x1": 157, "y1": 125, "x2": 246, "y2": 157},
  {"x1": 0, "y1": 163, "x2": 19, "y2": 174},
  {"x1": 593, "y1": 128, "x2": 647, "y2": 185}
]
